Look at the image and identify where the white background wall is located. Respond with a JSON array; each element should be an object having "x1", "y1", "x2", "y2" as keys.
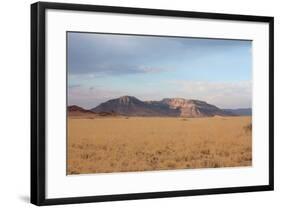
[{"x1": 0, "y1": 0, "x2": 279, "y2": 207}]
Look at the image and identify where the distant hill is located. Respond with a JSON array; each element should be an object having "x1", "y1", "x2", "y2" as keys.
[
  {"x1": 223, "y1": 108, "x2": 252, "y2": 116},
  {"x1": 68, "y1": 105, "x2": 118, "y2": 117},
  {"x1": 91, "y1": 96, "x2": 234, "y2": 117},
  {"x1": 68, "y1": 105, "x2": 96, "y2": 116}
]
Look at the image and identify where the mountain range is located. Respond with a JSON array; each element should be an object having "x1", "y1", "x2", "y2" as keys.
[
  {"x1": 67, "y1": 95, "x2": 251, "y2": 117},
  {"x1": 222, "y1": 108, "x2": 252, "y2": 116}
]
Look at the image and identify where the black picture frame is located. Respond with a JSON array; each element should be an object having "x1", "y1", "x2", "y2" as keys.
[{"x1": 31, "y1": 1, "x2": 274, "y2": 206}]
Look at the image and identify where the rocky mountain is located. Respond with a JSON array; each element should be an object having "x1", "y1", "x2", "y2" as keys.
[
  {"x1": 154, "y1": 98, "x2": 231, "y2": 117},
  {"x1": 223, "y1": 108, "x2": 252, "y2": 116},
  {"x1": 91, "y1": 96, "x2": 179, "y2": 117},
  {"x1": 91, "y1": 96, "x2": 234, "y2": 117}
]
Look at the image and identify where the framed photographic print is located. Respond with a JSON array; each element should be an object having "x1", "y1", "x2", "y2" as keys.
[{"x1": 31, "y1": 2, "x2": 274, "y2": 206}]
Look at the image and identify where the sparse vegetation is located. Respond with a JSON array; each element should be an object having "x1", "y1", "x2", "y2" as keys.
[
  {"x1": 67, "y1": 116, "x2": 252, "y2": 174},
  {"x1": 244, "y1": 123, "x2": 252, "y2": 133}
]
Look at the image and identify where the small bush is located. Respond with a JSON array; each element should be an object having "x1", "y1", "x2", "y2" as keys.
[{"x1": 244, "y1": 123, "x2": 252, "y2": 133}]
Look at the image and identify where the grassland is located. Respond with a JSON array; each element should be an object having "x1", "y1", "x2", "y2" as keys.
[{"x1": 67, "y1": 116, "x2": 252, "y2": 174}]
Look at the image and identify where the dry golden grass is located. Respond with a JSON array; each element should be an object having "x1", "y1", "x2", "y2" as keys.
[{"x1": 67, "y1": 116, "x2": 252, "y2": 174}]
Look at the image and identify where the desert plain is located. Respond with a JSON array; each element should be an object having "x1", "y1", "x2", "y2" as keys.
[{"x1": 67, "y1": 115, "x2": 252, "y2": 174}]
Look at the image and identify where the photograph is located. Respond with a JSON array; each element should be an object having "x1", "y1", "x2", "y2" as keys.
[
  {"x1": 30, "y1": 2, "x2": 273, "y2": 205},
  {"x1": 67, "y1": 32, "x2": 253, "y2": 175}
]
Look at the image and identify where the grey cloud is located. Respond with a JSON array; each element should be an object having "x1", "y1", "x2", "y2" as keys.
[
  {"x1": 68, "y1": 32, "x2": 250, "y2": 76},
  {"x1": 68, "y1": 33, "x2": 175, "y2": 75}
]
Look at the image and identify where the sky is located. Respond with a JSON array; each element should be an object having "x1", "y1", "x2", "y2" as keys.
[{"x1": 67, "y1": 32, "x2": 252, "y2": 109}]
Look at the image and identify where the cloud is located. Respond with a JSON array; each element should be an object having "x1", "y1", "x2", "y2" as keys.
[
  {"x1": 68, "y1": 32, "x2": 251, "y2": 76},
  {"x1": 167, "y1": 80, "x2": 252, "y2": 108},
  {"x1": 70, "y1": 63, "x2": 169, "y2": 77},
  {"x1": 68, "y1": 33, "x2": 176, "y2": 76},
  {"x1": 68, "y1": 85, "x2": 125, "y2": 109}
]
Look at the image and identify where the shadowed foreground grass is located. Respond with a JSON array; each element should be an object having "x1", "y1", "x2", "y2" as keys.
[{"x1": 67, "y1": 116, "x2": 252, "y2": 174}]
